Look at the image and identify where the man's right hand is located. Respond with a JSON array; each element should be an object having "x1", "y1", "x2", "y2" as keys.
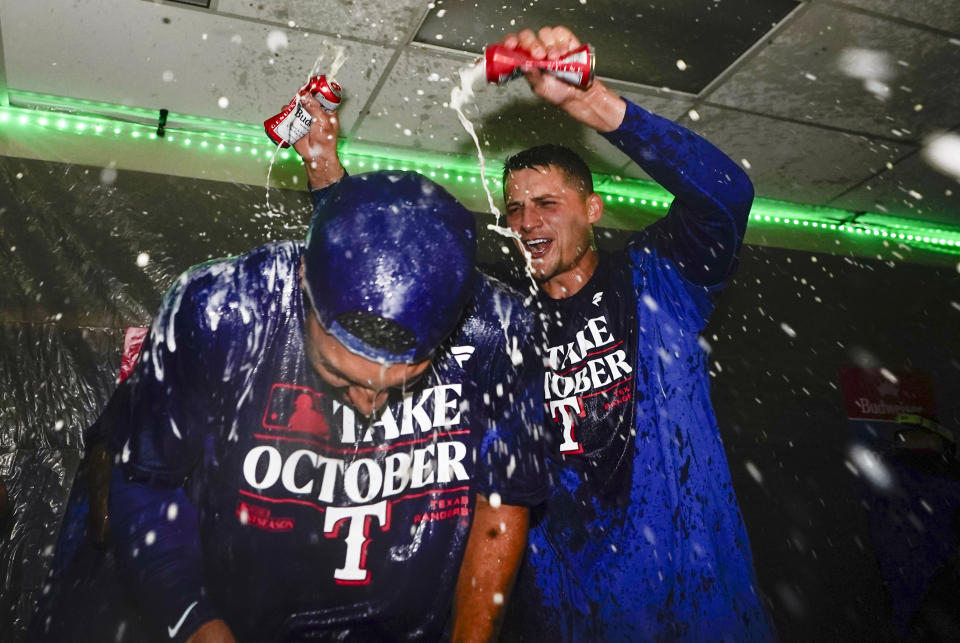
[
  {"x1": 293, "y1": 92, "x2": 345, "y2": 190},
  {"x1": 498, "y1": 26, "x2": 626, "y2": 133}
]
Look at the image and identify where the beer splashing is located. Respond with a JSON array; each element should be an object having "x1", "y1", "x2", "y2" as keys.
[
  {"x1": 450, "y1": 61, "x2": 500, "y2": 220},
  {"x1": 449, "y1": 58, "x2": 538, "y2": 290},
  {"x1": 449, "y1": 57, "x2": 543, "y2": 363}
]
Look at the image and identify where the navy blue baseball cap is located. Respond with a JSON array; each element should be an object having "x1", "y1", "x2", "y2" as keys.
[{"x1": 302, "y1": 171, "x2": 477, "y2": 364}]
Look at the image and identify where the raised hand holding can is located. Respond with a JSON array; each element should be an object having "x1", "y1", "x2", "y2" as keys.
[
  {"x1": 484, "y1": 43, "x2": 595, "y2": 89},
  {"x1": 264, "y1": 75, "x2": 343, "y2": 148}
]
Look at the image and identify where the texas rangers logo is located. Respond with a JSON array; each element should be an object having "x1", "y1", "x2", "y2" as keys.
[
  {"x1": 543, "y1": 315, "x2": 632, "y2": 453},
  {"x1": 241, "y1": 381, "x2": 472, "y2": 585}
]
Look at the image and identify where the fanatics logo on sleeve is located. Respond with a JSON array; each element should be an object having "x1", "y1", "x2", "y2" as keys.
[
  {"x1": 451, "y1": 345, "x2": 475, "y2": 367},
  {"x1": 544, "y1": 315, "x2": 633, "y2": 453}
]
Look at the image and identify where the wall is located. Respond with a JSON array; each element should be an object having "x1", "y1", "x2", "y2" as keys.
[{"x1": 709, "y1": 246, "x2": 960, "y2": 642}]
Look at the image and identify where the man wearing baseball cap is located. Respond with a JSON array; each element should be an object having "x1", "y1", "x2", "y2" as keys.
[{"x1": 101, "y1": 94, "x2": 548, "y2": 642}]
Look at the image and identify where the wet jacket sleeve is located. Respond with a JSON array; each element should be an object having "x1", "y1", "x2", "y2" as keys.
[
  {"x1": 108, "y1": 273, "x2": 222, "y2": 642},
  {"x1": 601, "y1": 99, "x2": 754, "y2": 289},
  {"x1": 110, "y1": 468, "x2": 217, "y2": 643}
]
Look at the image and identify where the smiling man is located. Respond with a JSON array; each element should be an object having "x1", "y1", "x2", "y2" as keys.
[
  {"x1": 86, "y1": 95, "x2": 549, "y2": 643},
  {"x1": 497, "y1": 26, "x2": 775, "y2": 642}
]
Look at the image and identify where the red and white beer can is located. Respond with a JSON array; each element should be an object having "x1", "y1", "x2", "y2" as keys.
[
  {"x1": 484, "y1": 43, "x2": 595, "y2": 89},
  {"x1": 264, "y1": 75, "x2": 343, "y2": 148}
]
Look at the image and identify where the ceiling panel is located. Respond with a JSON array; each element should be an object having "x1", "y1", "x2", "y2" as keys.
[
  {"x1": 708, "y1": 3, "x2": 960, "y2": 141},
  {"x1": 827, "y1": 0, "x2": 960, "y2": 35},
  {"x1": 0, "y1": 0, "x2": 391, "y2": 129},
  {"x1": 828, "y1": 150, "x2": 960, "y2": 226},
  {"x1": 685, "y1": 106, "x2": 913, "y2": 205},
  {"x1": 414, "y1": 0, "x2": 799, "y2": 93},
  {"x1": 352, "y1": 47, "x2": 690, "y2": 178},
  {"x1": 0, "y1": 0, "x2": 957, "y2": 233},
  {"x1": 216, "y1": 0, "x2": 426, "y2": 42}
]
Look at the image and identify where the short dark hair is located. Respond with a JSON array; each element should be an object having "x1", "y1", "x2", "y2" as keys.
[
  {"x1": 334, "y1": 311, "x2": 417, "y2": 355},
  {"x1": 503, "y1": 144, "x2": 594, "y2": 195}
]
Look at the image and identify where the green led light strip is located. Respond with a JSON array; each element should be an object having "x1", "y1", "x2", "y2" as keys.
[
  {"x1": 742, "y1": 197, "x2": 960, "y2": 251},
  {"x1": 2, "y1": 91, "x2": 960, "y2": 255}
]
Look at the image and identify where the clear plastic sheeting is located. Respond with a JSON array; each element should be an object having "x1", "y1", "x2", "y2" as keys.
[
  {"x1": 0, "y1": 154, "x2": 312, "y2": 643},
  {"x1": 0, "y1": 325, "x2": 119, "y2": 641}
]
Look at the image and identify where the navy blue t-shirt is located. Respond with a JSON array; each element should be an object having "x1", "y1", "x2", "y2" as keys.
[
  {"x1": 538, "y1": 252, "x2": 638, "y2": 509},
  {"x1": 110, "y1": 240, "x2": 548, "y2": 642}
]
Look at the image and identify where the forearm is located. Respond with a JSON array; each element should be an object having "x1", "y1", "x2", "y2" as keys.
[
  {"x1": 186, "y1": 619, "x2": 236, "y2": 643},
  {"x1": 110, "y1": 465, "x2": 221, "y2": 642},
  {"x1": 452, "y1": 496, "x2": 529, "y2": 643},
  {"x1": 508, "y1": 27, "x2": 750, "y2": 219},
  {"x1": 602, "y1": 100, "x2": 753, "y2": 221},
  {"x1": 610, "y1": 100, "x2": 753, "y2": 284},
  {"x1": 305, "y1": 160, "x2": 345, "y2": 192}
]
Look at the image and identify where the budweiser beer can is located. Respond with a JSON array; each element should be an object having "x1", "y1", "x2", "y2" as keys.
[
  {"x1": 484, "y1": 43, "x2": 595, "y2": 89},
  {"x1": 264, "y1": 75, "x2": 343, "y2": 148}
]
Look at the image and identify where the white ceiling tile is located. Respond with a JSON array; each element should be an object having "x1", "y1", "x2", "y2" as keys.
[
  {"x1": 1, "y1": 0, "x2": 391, "y2": 128},
  {"x1": 347, "y1": 49, "x2": 473, "y2": 151},
  {"x1": 828, "y1": 0, "x2": 960, "y2": 35},
  {"x1": 0, "y1": 0, "x2": 956, "y2": 241},
  {"x1": 708, "y1": 3, "x2": 960, "y2": 140},
  {"x1": 216, "y1": 0, "x2": 426, "y2": 42},
  {"x1": 352, "y1": 47, "x2": 691, "y2": 177},
  {"x1": 688, "y1": 106, "x2": 913, "y2": 205},
  {"x1": 828, "y1": 150, "x2": 960, "y2": 225}
]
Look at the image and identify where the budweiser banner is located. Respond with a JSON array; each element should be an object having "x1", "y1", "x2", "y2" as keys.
[
  {"x1": 840, "y1": 366, "x2": 958, "y2": 637},
  {"x1": 838, "y1": 367, "x2": 936, "y2": 422}
]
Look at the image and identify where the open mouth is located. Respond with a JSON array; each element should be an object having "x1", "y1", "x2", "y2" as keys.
[{"x1": 523, "y1": 238, "x2": 552, "y2": 259}]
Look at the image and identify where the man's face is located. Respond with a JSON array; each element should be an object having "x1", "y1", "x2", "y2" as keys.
[
  {"x1": 302, "y1": 306, "x2": 431, "y2": 418},
  {"x1": 504, "y1": 166, "x2": 602, "y2": 288}
]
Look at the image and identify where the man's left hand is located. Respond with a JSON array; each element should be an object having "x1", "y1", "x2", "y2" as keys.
[{"x1": 292, "y1": 92, "x2": 345, "y2": 190}]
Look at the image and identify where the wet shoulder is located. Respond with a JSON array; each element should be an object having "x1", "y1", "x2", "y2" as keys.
[
  {"x1": 452, "y1": 270, "x2": 535, "y2": 351},
  {"x1": 162, "y1": 241, "x2": 302, "y2": 341},
  {"x1": 598, "y1": 248, "x2": 635, "y2": 289}
]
